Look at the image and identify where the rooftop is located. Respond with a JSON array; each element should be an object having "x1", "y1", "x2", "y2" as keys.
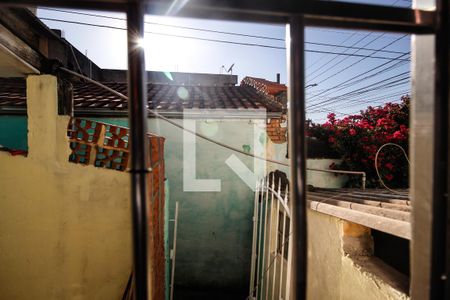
[{"x1": 0, "y1": 77, "x2": 283, "y2": 116}]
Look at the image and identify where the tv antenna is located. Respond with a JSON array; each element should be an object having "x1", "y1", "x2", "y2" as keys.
[{"x1": 221, "y1": 63, "x2": 235, "y2": 75}]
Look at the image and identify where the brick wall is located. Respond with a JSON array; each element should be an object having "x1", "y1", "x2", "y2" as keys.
[
  {"x1": 266, "y1": 116, "x2": 287, "y2": 144},
  {"x1": 68, "y1": 119, "x2": 166, "y2": 300}
]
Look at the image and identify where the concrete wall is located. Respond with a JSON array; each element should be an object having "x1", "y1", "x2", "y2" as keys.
[
  {"x1": 306, "y1": 159, "x2": 348, "y2": 188},
  {"x1": 0, "y1": 75, "x2": 131, "y2": 299},
  {"x1": 307, "y1": 210, "x2": 409, "y2": 300},
  {"x1": 92, "y1": 117, "x2": 290, "y2": 292}
]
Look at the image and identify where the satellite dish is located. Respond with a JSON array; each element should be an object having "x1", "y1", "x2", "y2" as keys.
[{"x1": 227, "y1": 63, "x2": 235, "y2": 74}]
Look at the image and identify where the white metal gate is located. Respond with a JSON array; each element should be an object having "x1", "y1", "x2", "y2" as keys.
[{"x1": 249, "y1": 173, "x2": 292, "y2": 300}]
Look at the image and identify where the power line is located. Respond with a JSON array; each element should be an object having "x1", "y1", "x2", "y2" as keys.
[
  {"x1": 306, "y1": 53, "x2": 409, "y2": 103},
  {"x1": 310, "y1": 88, "x2": 410, "y2": 113},
  {"x1": 305, "y1": 0, "x2": 407, "y2": 82},
  {"x1": 307, "y1": 71, "x2": 410, "y2": 109},
  {"x1": 308, "y1": 76, "x2": 410, "y2": 110},
  {"x1": 307, "y1": 33, "x2": 386, "y2": 80},
  {"x1": 306, "y1": 32, "x2": 360, "y2": 71},
  {"x1": 40, "y1": 17, "x2": 409, "y2": 61},
  {"x1": 307, "y1": 34, "x2": 408, "y2": 86},
  {"x1": 40, "y1": 8, "x2": 407, "y2": 56},
  {"x1": 307, "y1": 41, "x2": 406, "y2": 55},
  {"x1": 306, "y1": 72, "x2": 410, "y2": 111},
  {"x1": 325, "y1": 85, "x2": 410, "y2": 108},
  {"x1": 316, "y1": 76, "x2": 410, "y2": 109},
  {"x1": 40, "y1": 7, "x2": 286, "y2": 42}
]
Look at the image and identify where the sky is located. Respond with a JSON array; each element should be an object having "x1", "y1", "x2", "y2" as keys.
[{"x1": 36, "y1": 0, "x2": 412, "y2": 122}]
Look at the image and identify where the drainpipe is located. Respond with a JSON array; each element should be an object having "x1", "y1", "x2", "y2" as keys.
[
  {"x1": 287, "y1": 16, "x2": 307, "y2": 300},
  {"x1": 126, "y1": 2, "x2": 150, "y2": 299}
]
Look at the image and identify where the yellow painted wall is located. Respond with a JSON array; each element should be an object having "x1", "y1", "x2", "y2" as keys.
[
  {"x1": 0, "y1": 75, "x2": 132, "y2": 299},
  {"x1": 307, "y1": 210, "x2": 409, "y2": 300}
]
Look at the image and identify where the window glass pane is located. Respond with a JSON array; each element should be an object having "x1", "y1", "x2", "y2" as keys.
[{"x1": 305, "y1": 26, "x2": 412, "y2": 296}]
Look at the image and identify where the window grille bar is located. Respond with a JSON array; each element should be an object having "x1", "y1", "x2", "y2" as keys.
[
  {"x1": 0, "y1": 1, "x2": 435, "y2": 34},
  {"x1": 126, "y1": 2, "x2": 150, "y2": 299},
  {"x1": 430, "y1": 0, "x2": 449, "y2": 298},
  {"x1": 287, "y1": 15, "x2": 307, "y2": 300}
]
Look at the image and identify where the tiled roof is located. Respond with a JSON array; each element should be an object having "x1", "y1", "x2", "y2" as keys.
[
  {"x1": 0, "y1": 78, "x2": 282, "y2": 113},
  {"x1": 240, "y1": 76, "x2": 287, "y2": 96}
]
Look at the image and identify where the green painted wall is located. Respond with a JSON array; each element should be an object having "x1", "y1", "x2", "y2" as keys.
[
  {"x1": 95, "y1": 117, "x2": 268, "y2": 292},
  {"x1": 0, "y1": 116, "x2": 28, "y2": 150}
]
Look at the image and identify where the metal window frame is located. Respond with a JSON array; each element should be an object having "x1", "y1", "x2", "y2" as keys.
[{"x1": 0, "y1": 0, "x2": 447, "y2": 299}]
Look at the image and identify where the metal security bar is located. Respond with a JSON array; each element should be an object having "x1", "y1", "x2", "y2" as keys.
[
  {"x1": 126, "y1": 2, "x2": 151, "y2": 299},
  {"x1": 249, "y1": 174, "x2": 292, "y2": 300}
]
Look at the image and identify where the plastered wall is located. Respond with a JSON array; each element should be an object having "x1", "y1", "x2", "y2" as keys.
[
  {"x1": 91, "y1": 116, "x2": 291, "y2": 293},
  {"x1": 307, "y1": 210, "x2": 409, "y2": 300},
  {"x1": 0, "y1": 75, "x2": 132, "y2": 299}
]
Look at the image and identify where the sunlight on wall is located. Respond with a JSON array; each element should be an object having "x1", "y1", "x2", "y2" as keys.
[{"x1": 0, "y1": 75, "x2": 131, "y2": 299}]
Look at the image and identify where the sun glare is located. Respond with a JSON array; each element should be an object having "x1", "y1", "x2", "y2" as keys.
[{"x1": 136, "y1": 37, "x2": 146, "y2": 49}]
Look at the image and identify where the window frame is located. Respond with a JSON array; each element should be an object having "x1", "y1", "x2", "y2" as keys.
[{"x1": 0, "y1": 0, "x2": 447, "y2": 299}]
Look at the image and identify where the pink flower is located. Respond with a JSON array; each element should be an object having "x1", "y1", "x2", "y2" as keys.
[
  {"x1": 328, "y1": 136, "x2": 336, "y2": 143},
  {"x1": 393, "y1": 131, "x2": 402, "y2": 139},
  {"x1": 385, "y1": 162, "x2": 394, "y2": 170},
  {"x1": 385, "y1": 174, "x2": 394, "y2": 181},
  {"x1": 349, "y1": 128, "x2": 356, "y2": 136}
]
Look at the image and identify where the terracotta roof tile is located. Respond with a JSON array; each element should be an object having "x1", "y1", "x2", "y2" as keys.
[
  {"x1": 0, "y1": 78, "x2": 282, "y2": 113},
  {"x1": 240, "y1": 76, "x2": 287, "y2": 96}
]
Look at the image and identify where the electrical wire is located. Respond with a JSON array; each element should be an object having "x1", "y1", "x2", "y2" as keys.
[
  {"x1": 59, "y1": 67, "x2": 290, "y2": 167},
  {"x1": 374, "y1": 143, "x2": 410, "y2": 195},
  {"x1": 311, "y1": 89, "x2": 410, "y2": 113},
  {"x1": 307, "y1": 34, "x2": 408, "y2": 86},
  {"x1": 309, "y1": 84, "x2": 410, "y2": 109},
  {"x1": 40, "y1": 7, "x2": 285, "y2": 42},
  {"x1": 306, "y1": 54, "x2": 409, "y2": 104},
  {"x1": 40, "y1": 7, "x2": 407, "y2": 56},
  {"x1": 307, "y1": 72, "x2": 410, "y2": 109},
  {"x1": 307, "y1": 33, "x2": 387, "y2": 80},
  {"x1": 39, "y1": 17, "x2": 409, "y2": 61},
  {"x1": 305, "y1": 0, "x2": 407, "y2": 83},
  {"x1": 306, "y1": 32, "x2": 359, "y2": 71}
]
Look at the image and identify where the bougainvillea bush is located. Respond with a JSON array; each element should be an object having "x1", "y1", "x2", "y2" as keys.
[{"x1": 307, "y1": 96, "x2": 410, "y2": 188}]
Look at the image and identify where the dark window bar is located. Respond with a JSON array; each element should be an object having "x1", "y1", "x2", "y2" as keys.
[
  {"x1": 0, "y1": 0, "x2": 448, "y2": 299},
  {"x1": 126, "y1": 2, "x2": 150, "y2": 300},
  {"x1": 1, "y1": 0, "x2": 435, "y2": 33},
  {"x1": 287, "y1": 16, "x2": 307, "y2": 300}
]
